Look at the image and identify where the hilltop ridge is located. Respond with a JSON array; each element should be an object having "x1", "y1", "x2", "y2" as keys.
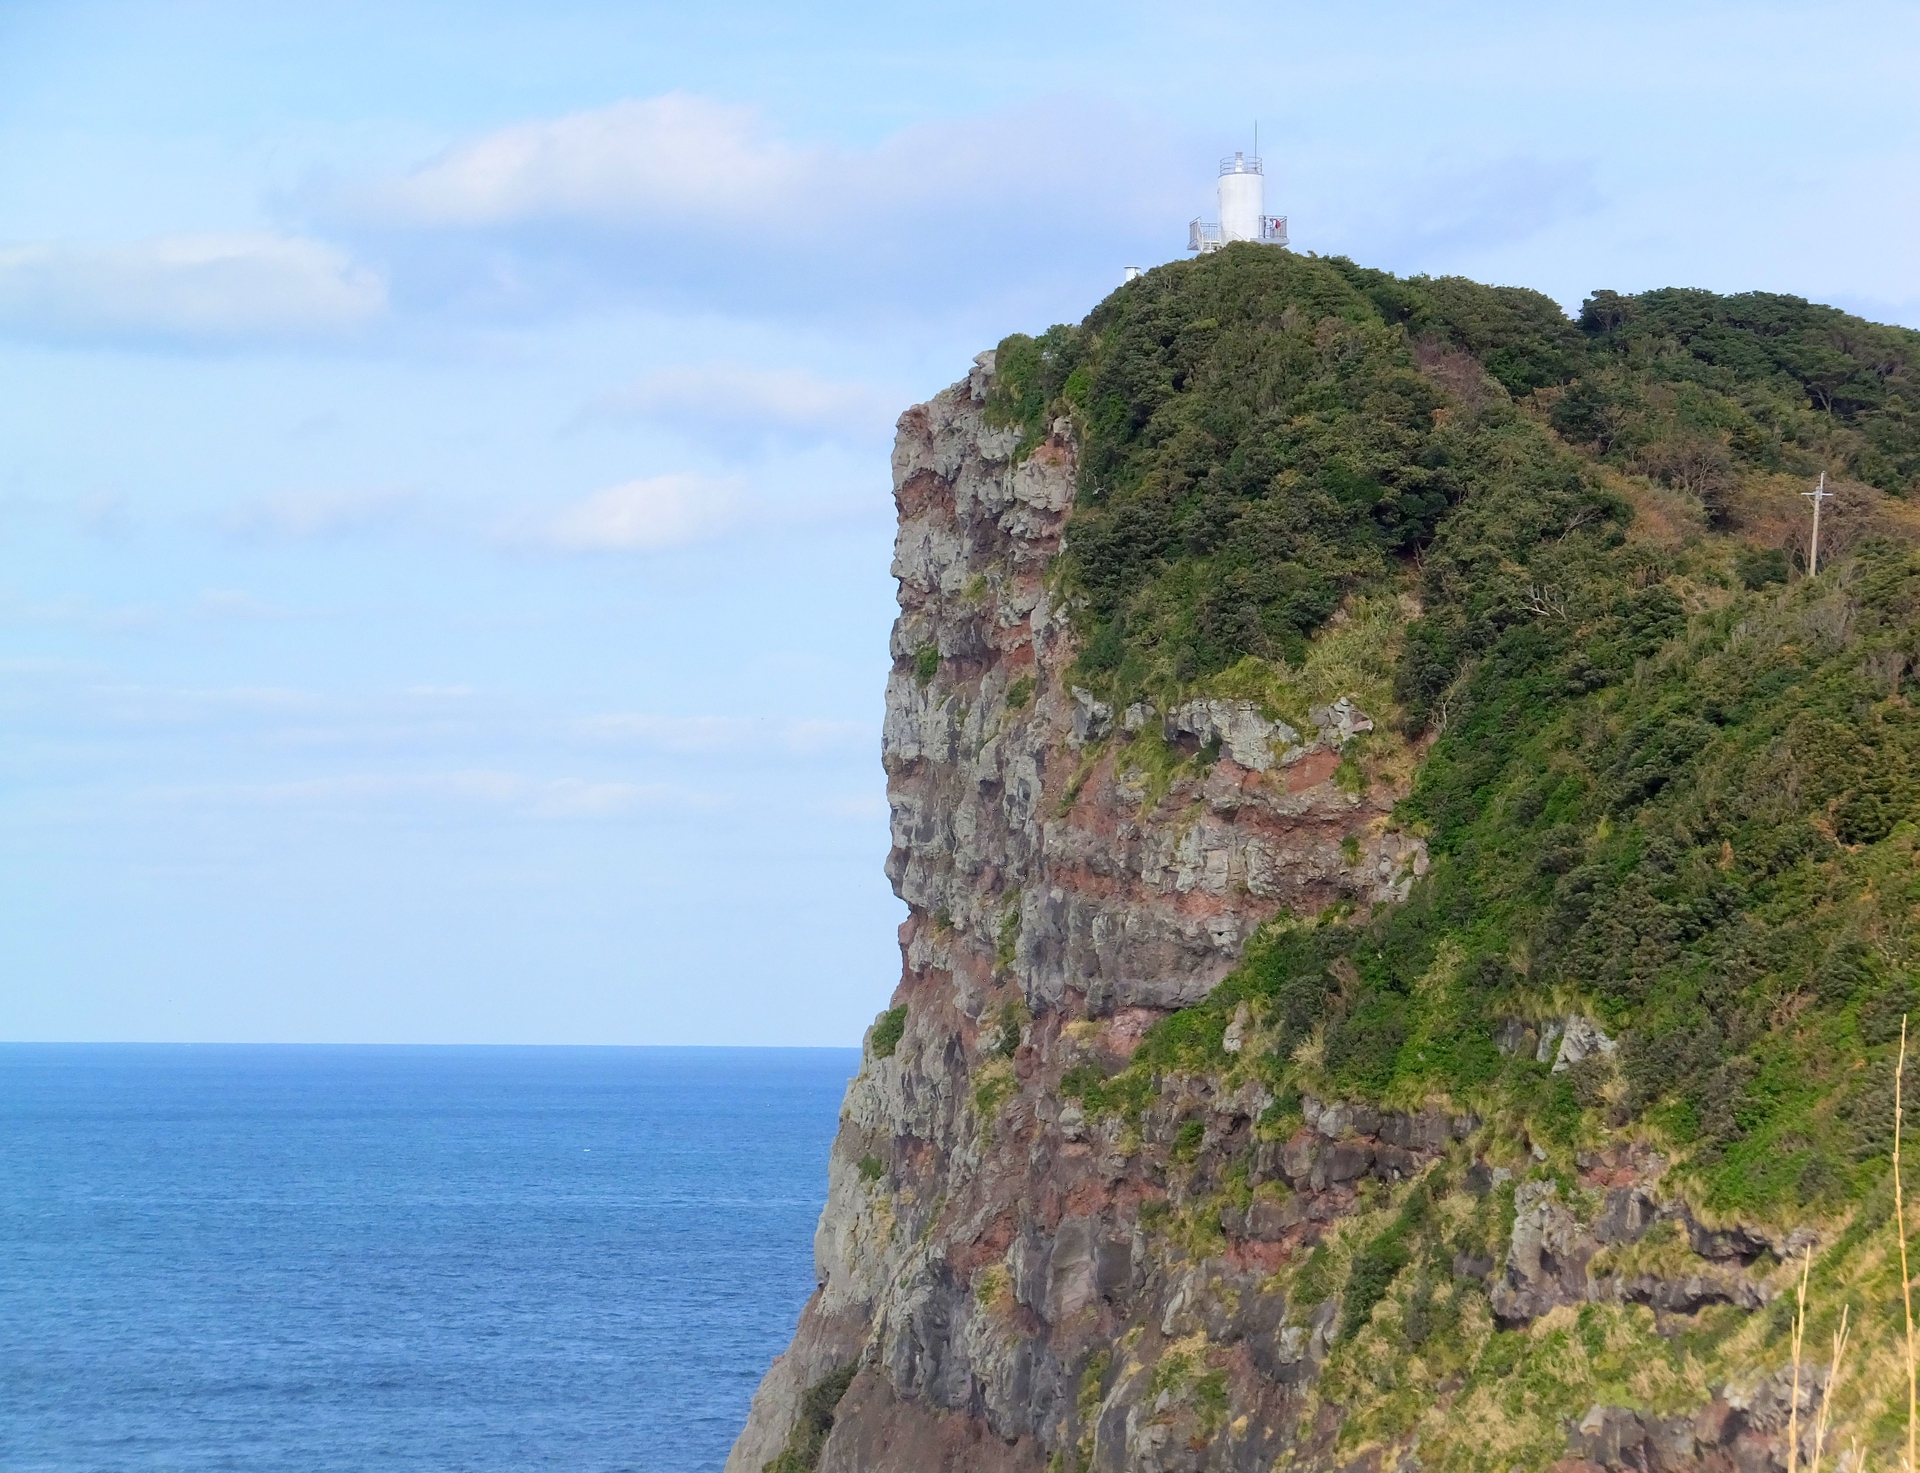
[{"x1": 729, "y1": 248, "x2": 1920, "y2": 1473}]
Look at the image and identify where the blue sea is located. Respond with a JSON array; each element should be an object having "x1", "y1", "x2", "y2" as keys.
[{"x1": 0, "y1": 1045, "x2": 856, "y2": 1473}]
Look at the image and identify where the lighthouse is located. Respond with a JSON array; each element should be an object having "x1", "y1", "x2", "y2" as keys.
[{"x1": 1189, "y1": 151, "x2": 1288, "y2": 254}]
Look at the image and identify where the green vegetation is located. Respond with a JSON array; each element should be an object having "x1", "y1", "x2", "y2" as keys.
[
  {"x1": 1189, "y1": 1158, "x2": 1740, "y2": 1472},
  {"x1": 988, "y1": 996, "x2": 1029, "y2": 1059},
  {"x1": 992, "y1": 247, "x2": 1919, "y2": 710},
  {"x1": 1736, "y1": 544, "x2": 1790, "y2": 589},
  {"x1": 973, "y1": 1058, "x2": 1017, "y2": 1122},
  {"x1": 1553, "y1": 287, "x2": 1920, "y2": 499},
  {"x1": 869, "y1": 1005, "x2": 907, "y2": 1060},
  {"x1": 995, "y1": 901, "x2": 1023, "y2": 972},
  {"x1": 1078, "y1": 535, "x2": 1920, "y2": 1219},
  {"x1": 913, "y1": 642, "x2": 939, "y2": 685},
  {"x1": 987, "y1": 249, "x2": 1920, "y2": 1467},
  {"x1": 1077, "y1": 1347, "x2": 1112, "y2": 1422},
  {"x1": 856, "y1": 1154, "x2": 884, "y2": 1184},
  {"x1": 1170, "y1": 1117, "x2": 1206, "y2": 1163},
  {"x1": 974, "y1": 1262, "x2": 1012, "y2": 1311},
  {"x1": 1007, "y1": 245, "x2": 1920, "y2": 1219},
  {"x1": 763, "y1": 1363, "x2": 859, "y2": 1473},
  {"x1": 1005, "y1": 673, "x2": 1035, "y2": 709},
  {"x1": 1191, "y1": 1370, "x2": 1229, "y2": 1437}
]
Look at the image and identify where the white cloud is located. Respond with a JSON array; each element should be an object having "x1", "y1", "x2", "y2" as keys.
[
  {"x1": 341, "y1": 94, "x2": 793, "y2": 231},
  {"x1": 814, "y1": 792, "x2": 890, "y2": 820},
  {"x1": 226, "y1": 486, "x2": 416, "y2": 540},
  {"x1": 339, "y1": 91, "x2": 1169, "y2": 246},
  {"x1": 0, "y1": 489, "x2": 138, "y2": 541},
  {"x1": 225, "y1": 461, "x2": 871, "y2": 560},
  {"x1": 194, "y1": 589, "x2": 293, "y2": 621},
  {"x1": 140, "y1": 770, "x2": 718, "y2": 819},
  {"x1": 578, "y1": 712, "x2": 867, "y2": 755},
  {"x1": 94, "y1": 683, "x2": 324, "y2": 721},
  {"x1": 528, "y1": 779, "x2": 703, "y2": 818},
  {"x1": 581, "y1": 364, "x2": 900, "y2": 444},
  {"x1": 0, "y1": 594, "x2": 164, "y2": 632},
  {"x1": 311, "y1": 94, "x2": 1188, "y2": 320},
  {"x1": 0, "y1": 233, "x2": 386, "y2": 346},
  {"x1": 525, "y1": 472, "x2": 744, "y2": 552},
  {"x1": 1350, "y1": 154, "x2": 1603, "y2": 265}
]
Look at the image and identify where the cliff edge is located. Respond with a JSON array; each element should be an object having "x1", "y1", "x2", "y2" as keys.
[
  {"x1": 731, "y1": 253, "x2": 1920, "y2": 1473},
  {"x1": 727, "y1": 351, "x2": 1424, "y2": 1473}
]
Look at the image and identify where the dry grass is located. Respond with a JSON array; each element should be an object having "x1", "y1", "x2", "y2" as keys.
[
  {"x1": 1792, "y1": 1251, "x2": 1809, "y2": 1473},
  {"x1": 1612, "y1": 470, "x2": 1711, "y2": 548},
  {"x1": 1889, "y1": 1017, "x2": 1918, "y2": 1473},
  {"x1": 1792, "y1": 1016, "x2": 1915, "y2": 1473},
  {"x1": 1810, "y1": 1304, "x2": 1851, "y2": 1473},
  {"x1": 1207, "y1": 590, "x2": 1411, "y2": 740},
  {"x1": 1723, "y1": 473, "x2": 1920, "y2": 569}
]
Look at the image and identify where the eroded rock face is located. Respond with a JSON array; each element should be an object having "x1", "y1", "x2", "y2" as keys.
[
  {"x1": 722, "y1": 354, "x2": 1790, "y2": 1473},
  {"x1": 1163, "y1": 700, "x2": 1300, "y2": 772},
  {"x1": 725, "y1": 354, "x2": 1429, "y2": 1473},
  {"x1": 1567, "y1": 1364, "x2": 1822, "y2": 1473}
]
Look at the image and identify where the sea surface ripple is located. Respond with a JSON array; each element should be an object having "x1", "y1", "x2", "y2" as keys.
[{"x1": 0, "y1": 1044, "x2": 853, "y2": 1472}]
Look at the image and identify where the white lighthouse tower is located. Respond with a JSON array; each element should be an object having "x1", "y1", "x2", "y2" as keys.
[{"x1": 1189, "y1": 150, "x2": 1288, "y2": 254}]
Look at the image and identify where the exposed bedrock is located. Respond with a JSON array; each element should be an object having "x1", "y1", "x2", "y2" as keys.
[{"x1": 725, "y1": 355, "x2": 1794, "y2": 1473}]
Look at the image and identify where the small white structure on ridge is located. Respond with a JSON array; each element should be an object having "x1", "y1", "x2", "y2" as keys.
[{"x1": 1189, "y1": 151, "x2": 1288, "y2": 253}]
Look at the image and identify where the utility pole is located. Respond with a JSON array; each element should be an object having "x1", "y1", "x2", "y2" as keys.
[{"x1": 1803, "y1": 472, "x2": 1833, "y2": 576}]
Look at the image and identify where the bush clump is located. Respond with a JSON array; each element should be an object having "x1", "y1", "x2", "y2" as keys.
[
  {"x1": 763, "y1": 1362, "x2": 859, "y2": 1473},
  {"x1": 869, "y1": 1006, "x2": 907, "y2": 1060},
  {"x1": 992, "y1": 249, "x2": 1919, "y2": 710},
  {"x1": 994, "y1": 247, "x2": 1920, "y2": 1220}
]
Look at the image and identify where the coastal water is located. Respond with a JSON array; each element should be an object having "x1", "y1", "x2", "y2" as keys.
[{"x1": 0, "y1": 1045, "x2": 856, "y2": 1473}]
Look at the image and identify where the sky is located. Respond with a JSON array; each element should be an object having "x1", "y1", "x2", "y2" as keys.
[{"x1": 3, "y1": 0, "x2": 1917, "y2": 1045}]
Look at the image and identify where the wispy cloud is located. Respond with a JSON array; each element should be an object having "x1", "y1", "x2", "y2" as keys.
[
  {"x1": 510, "y1": 472, "x2": 745, "y2": 552},
  {"x1": 139, "y1": 770, "x2": 723, "y2": 819},
  {"x1": 578, "y1": 712, "x2": 867, "y2": 755},
  {"x1": 225, "y1": 485, "x2": 418, "y2": 541},
  {"x1": 813, "y1": 792, "x2": 890, "y2": 820},
  {"x1": 0, "y1": 233, "x2": 385, "y2": 348},
  {"x1": 578, "y1": 363, "x2": 899, "y2": 446},
  {"x1": 1340, "y1": 154, "x2": 1603, "y2": 267},
  {"x1": 194, "y1": 589, "x2": 295, "y2": 622},
  {"x1": 308, "y1": 93, "x2": 1186, "y2": 320},
  {"x1": 335, "y1": 94, "x2": 788, "y2": 232},
  {"x1": 89, "y1": 683, "x2": 326, "y2": 722},
  {"x1": 0, "y1": 593, "x2": 164, "y2": 632}
]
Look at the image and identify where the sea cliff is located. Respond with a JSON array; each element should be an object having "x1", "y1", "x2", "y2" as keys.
[{"x1": 730, "y1": 253, "x2": 1920, "y2": 1473}]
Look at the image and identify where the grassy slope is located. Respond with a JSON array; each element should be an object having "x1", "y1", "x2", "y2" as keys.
[{"x1": 989, "y1": 247, "x2": 1920, "y2": 1468}]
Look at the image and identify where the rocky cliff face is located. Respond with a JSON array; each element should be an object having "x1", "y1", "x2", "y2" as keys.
[{"x1": 726, "y1": 355, "x2": 1805, "y2": 1473}]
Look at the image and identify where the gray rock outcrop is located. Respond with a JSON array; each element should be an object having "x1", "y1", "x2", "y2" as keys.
[{"x1": 724, "y1": 350, "x2": 1792, "y2": 1473}]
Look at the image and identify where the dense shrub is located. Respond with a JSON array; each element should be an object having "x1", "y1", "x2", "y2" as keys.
[
  {"x1": 1013, "y1": 249, "x2": 1920, "y2": 1219},
  {"x1": 764, "y1": 1363, "x2": 858, "y2": 1473},
  {"x1": 991, "y1": 249, "x2": 1919, "y2": 709},
  {"x1": 869, "y1": 1006, "x2": 907, "y2": 1060}
]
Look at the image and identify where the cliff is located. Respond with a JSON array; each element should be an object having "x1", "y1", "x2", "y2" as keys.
[
  {"x1": 729, "y1": 252, "x2": 1920, "y2": 1473},
  {"x1": 726, "y1": 350, "x2": 1425, "y2": 1473}
]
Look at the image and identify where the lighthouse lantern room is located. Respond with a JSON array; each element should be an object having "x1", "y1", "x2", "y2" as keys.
[{"x1": 1188, "y1": 151, "x2": 1288, "y2": 254}]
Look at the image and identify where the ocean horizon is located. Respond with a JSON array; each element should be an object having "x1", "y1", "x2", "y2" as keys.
[{"x1": 0, "y1": 1043, "x2": 857, "y2": 1472}]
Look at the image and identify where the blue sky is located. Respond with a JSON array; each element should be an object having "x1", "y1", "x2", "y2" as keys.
[{"x1": 4, "y1": 0, "x2": 1917, "y2": 1044}]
